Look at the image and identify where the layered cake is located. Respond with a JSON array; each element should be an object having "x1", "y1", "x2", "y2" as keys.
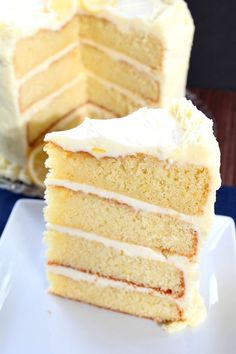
[
  {"x1": 44, "y1": 98, "x2": 221, "y2": 330},
  {"x1": 0, "y1": 0, "x2": 194, "y2": 187}
]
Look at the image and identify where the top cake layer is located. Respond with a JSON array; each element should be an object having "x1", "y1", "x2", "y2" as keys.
[
  {"x1": 45, "y1": 98, "x2": 221, "y2": 189},
  {"x1": 79, "y1": 0, "x2": 193, "y2": 38}
]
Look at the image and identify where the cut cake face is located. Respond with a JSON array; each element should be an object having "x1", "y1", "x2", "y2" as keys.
[{"x1": 44, "y1": 98, "x2": 221, "y2": 331}]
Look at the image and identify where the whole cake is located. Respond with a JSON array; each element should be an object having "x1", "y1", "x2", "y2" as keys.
[
  {"x1": 0, "y1": 0, "x2": 194, "y2": 187},
  {"x1": 44, "y1": 98, "x2": 221, "y2": 331}
]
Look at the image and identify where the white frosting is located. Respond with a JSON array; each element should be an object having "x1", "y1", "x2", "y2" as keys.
[
  {"x1": 0, "y1": 0, "x2": 76, "y2": 38},
  {"x1": 45, "y1": 99, "x2": 221, "y2": 191},
  {"x1": 80, "y1": 0, "x2": 191, "y2": 35},
  {"x1": 0, "y1": 32, "x2": 26, "y2": 165},
  {"x1": 0, "y1": 7, "x2": 72, "y2": 165},
  {"x1": 0, "y1": 154, "x2": 31, "y2": 183},
  {"x1": 0, "y1": 1, "x2": 78, "y2": 166}
]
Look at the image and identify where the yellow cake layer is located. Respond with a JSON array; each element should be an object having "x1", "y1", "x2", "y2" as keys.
[
  {"x1": 45, "y1": 230, "x2": 184, "y2": 297},
  {"x1": 45, "y1": 144, "x2": 210, "y2": 216},
  {"x1": 14, "y1": 16, "x2": 79, "y2": 79},
  {"x1": 87, "y1": 75, "x2": 142, "y2": 116},
  {"x1": 19, "y1": 47, "x2": 82, "y2": 112},
  {"x1": 45, "y1": 186, "x2": 197, "y2": 257},
  {"x1": 27, "y1": 78, "x2": 86, "y2": 144},
  {"x1": 48, "y1": 272, "x2": 182, "y2": 323},
  {"x1": 82, "y1": 43, "x2": 159, "y2": 102},
  {"x1": 79, "y1": 14, "x2": 163, "y2": 71}
]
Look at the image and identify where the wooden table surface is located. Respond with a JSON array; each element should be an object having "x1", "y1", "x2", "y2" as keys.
[{"x1": 190, "y1": 88, "x2": 236, "y2": 187}]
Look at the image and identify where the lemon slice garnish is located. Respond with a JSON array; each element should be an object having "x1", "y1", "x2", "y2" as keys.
[
  {"x1": 28, "y1": 143, "x2": 48, "y2": 189},
  {"x1": 46, "y1": 0, "x2": 77, "y2": 18},
  {"x1": 80, "y1": 0, "x2": 116, "y2": 13}
]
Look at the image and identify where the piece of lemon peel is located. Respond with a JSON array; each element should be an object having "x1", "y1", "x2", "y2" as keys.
[{"x1": 27, "y1": 143, "x2": 48, "y2": 189}]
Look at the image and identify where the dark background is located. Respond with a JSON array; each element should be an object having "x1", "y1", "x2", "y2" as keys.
[{"x1": 186, "y1": 0, "x2": 236, "y2": 90}]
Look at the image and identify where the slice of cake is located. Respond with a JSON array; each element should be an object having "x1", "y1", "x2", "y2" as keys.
[
  {"x1": 44, "y1": 98, "x2": 221, "y2": 330},
  {"x1": 0, "y1": 0, "x2": 194, "y2": 187}
]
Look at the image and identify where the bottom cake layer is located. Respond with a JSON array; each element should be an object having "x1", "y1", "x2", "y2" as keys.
[{"x1": 47, "y1": 266, "x2": 183, "y2": 324}]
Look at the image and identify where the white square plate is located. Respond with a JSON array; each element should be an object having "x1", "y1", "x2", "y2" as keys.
[{"x1": 0, "y1": 199, "x2": 236, "y2": 354}]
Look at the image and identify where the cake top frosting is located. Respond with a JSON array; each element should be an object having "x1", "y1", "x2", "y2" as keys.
[
  {"x1": 45, "y1": 98, "x2": 221, "y2": 189},
  {"x1": 79, "y1": 0, "x2": 193, "y2": 38},
  {"x1": 0, "y1": 0, "x2": 191, "y2": 38},
  {"x1": 79, "y1": 0, "x2": 174, "y2": 18},
  {"x1": 0, "y1": 0, "x2": 77, "y2": 37}
]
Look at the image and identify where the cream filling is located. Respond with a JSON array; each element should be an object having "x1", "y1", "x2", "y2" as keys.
[
  {"x1": 16, "y1": 41, "x2": 79, "y2": 87},
  {"x1": 21, "y1": 74, "x2": 86, "y2": 124},
  {"x1": 47, "y1": 223, "x2": 196, "y2": 272},
  {"x1": 46, "y1": 178, "x2": 202, "y2": 230},
  {"x1": 80, "y1": 38, "x2": 160, "y2": 80},
  {"x1": 47, "y1": 264, "x2": 184, "y2": 307}
]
